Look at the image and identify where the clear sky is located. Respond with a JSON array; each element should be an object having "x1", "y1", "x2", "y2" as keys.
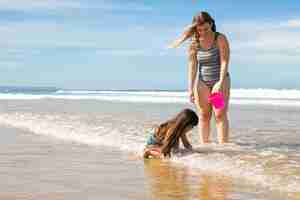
[{"x1": 1, "y1": 0, "x2": 300, "y2": 90}]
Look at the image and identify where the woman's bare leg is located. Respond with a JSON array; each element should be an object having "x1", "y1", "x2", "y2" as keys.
[
  {"x1": 194, "y1": 80, "x2": 212, "y2": 143},
  {"x1": 212, "y1": 76, "x2": 231, "y2": 144}
]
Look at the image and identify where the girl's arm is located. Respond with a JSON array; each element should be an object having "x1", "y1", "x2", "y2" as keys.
[{"x1": 181, "y1": 133, "x2": 193, "y2": 150}]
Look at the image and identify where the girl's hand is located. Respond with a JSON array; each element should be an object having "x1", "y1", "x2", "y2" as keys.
[
  {"x1": 143, "y1": 147, "x2": 162, "y2": 159},
  {"x1": 185, "y1": 144, "x2": 193, "y2": 151}
]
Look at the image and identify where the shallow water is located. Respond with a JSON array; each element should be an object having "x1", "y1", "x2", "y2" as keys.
[{"x1": 0, "y1": 99, "x2": 299, "y2": 199}]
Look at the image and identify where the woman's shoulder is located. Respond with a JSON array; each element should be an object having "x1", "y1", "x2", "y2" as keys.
[
  {"x1": 215, "y1": 32, "x2": 229, "y2": 47},
  {"x1": 216, "y1": 32, "x2": 228, "y2": 41}
]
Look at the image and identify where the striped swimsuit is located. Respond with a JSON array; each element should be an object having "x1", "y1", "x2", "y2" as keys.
[{"x1": 197, "y1": 32, "x2": 227, "y2": 88}]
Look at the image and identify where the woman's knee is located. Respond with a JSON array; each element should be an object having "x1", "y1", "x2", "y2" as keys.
[
  {"x1": 199, "y1": 111, "x2": 211, "y2": 123},
  {"x1": 214, "y1": 111, "x2": 227, "y2": 123}
]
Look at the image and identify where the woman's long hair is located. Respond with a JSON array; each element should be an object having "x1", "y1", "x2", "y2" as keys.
[
  {"x1": 154, "y1": 108, "x2": 198, "y2": 157},
  {"x1": 184, "y1": 11, "x2": 216, "y2": 56},
  {"x1": 191, "y1": 11, "x2": 216, "y2": 43}
]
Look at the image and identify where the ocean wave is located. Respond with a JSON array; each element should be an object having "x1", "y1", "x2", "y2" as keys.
[
  {"x1": 1, "y1": 92, "x2": 300, "y2": 107},
  {"x1": 1, "y1": 88, "x2": 300, "y2": 108},
  {"x1": 55, "y1": 88, "x2": 300, "y2": 99},
  {"x1": 55, "y1": 90, "x2": 187, "y2": 96},
  {"x1": 232, "y1": 88, "x2": 300, "y2": 99}
]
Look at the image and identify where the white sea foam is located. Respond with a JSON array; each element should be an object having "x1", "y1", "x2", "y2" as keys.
[
  {"x1": 55, "y1": 88, "x2": 300, "y2": 99},
  {"x1": 1, "y1": 89, "x2": 300, "y2": 107},
  {"x1": 231, "y1": 88, "x2": 300, "y2": 99},
  {"x1": 55, "y1": 90, "x2": 187, "y2": 96},
  {"x1": 0, "y1": 113, "x2": 145, "y2": 153}
]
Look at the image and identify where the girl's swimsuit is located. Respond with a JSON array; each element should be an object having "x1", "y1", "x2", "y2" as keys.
[{"x1": 146, "y1": 130, "x2": 157, "y2": 145}]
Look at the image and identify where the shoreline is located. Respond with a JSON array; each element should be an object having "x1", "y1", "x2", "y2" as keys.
[{"x1": 0, "y1": 99, "x2": 299, "y2": 200}]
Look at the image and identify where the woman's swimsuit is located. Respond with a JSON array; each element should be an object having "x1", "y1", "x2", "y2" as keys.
[{"x1": 197, "y1": 32, "x2": 229, "y2": 88}]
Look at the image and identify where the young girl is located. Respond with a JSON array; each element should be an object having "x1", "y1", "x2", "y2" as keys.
[{"x1": 144, "y1": 108, "x2": 198, "y2": 158}]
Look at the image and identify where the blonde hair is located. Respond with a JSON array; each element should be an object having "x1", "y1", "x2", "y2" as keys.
[{"x1": 184, "y1": 11, "x2": 217, "y2": 58}]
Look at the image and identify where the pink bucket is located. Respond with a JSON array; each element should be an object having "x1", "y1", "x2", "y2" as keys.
[{"x1": 208, "y1": 92, "x2": 225, "y2": 109}]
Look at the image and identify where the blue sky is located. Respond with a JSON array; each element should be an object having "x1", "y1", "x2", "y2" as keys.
[{"x1": 0, "y1": 0, "x2": 300, "y2": 90}]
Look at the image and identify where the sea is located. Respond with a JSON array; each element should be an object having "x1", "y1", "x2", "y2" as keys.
[{"x1": 0, "y1": 86, "x2": 299, "y2": 200}]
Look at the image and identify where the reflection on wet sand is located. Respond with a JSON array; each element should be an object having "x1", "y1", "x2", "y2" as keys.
[
  {"x1": 143, "y1": 159, "x2": 233, "y2": 200},
  {"x1": 197, "y1": 174, "x2": 233, "y2": 200}
]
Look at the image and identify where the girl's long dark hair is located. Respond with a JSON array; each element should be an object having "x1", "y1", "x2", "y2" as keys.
[{"x1": 158, "y1": 108, "x2": 198, "y2": 157}]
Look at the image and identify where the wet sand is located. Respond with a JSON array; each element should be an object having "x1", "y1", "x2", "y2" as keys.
[
  {"x1": 0, "y1": 124, "x2": 293, "y2": 200},
  {"x1": 0, "y1": 99, "x2": 299, "y2": 200},
  {"x1": 0, "y1": 125, "x2": 148, "y2": 200}
]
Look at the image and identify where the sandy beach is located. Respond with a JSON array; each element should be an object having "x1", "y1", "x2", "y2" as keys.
[{"x1": 0, "y1": 124, "x2": 289, "y2": 200}]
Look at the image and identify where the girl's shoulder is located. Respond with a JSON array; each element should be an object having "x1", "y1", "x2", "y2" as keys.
[{"x1": 145, "y1": 128, "x2": 157, "y2": 145}]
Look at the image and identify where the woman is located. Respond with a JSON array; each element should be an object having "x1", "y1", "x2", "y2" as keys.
[
  {"x1": 143, "y1": 108, "x2": 198, "y2": 158},
  {"x1": 169, "y1": 11, "x2": 231, "y2": 144}
]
